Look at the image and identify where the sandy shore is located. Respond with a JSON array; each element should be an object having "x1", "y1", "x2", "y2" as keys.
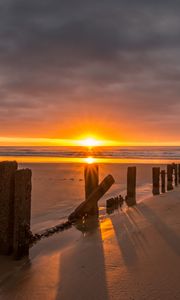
[
  {"x1": 18, "y1": 163, "x2": 162, "y2": 232},
  {"x1": 1, "y1": 187, "x2": 180, "y2": 299}
]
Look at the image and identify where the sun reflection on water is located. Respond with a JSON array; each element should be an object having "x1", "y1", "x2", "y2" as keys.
[
  {"x1": 0, "y1": 155, "x2": 177, "y2": 164},
  {"x1": 84, "y1": 156, "x2": 96, "y2": 164}
]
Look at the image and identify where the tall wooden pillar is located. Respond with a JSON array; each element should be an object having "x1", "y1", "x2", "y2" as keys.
[
  {"x1": 0, "y1": 161, "x2": 18, "y2": 255},
  {"x1": 13, "y1": 169, "x2": 32, "y2": 259},
  {"x1": 174, "y1": 164, "x2": 178, "y2": 186},
  {"x1": 126, "y1": 167, "x2": 136, "y2": 207},
  {"x1": 167, "y1": 164, "x2": 173, "y2": 191},
  {"x1": 178, "y1": 164, "x2": 180, "y2": 184},
  {"x1": 84, "y1": 164, "x2": 99, "y2": 215},
  {"x1": 152, "y1": 167, "x2": 160, "y2": 195},
  {"x1": 161, "y1": 170, "x2": 166, "y2": 193},
  {"x1": 84, "y1": 164, "x2": 99, "y2": 199}
]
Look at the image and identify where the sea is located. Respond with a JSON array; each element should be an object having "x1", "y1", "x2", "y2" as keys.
[{"x1": 0, "y1": 146, "x2": 180, "y2": 162}]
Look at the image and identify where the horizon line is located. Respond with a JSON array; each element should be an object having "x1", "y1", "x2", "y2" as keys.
[{"x1": 0, "y1": 137, "x2": 180, "y2": 147}]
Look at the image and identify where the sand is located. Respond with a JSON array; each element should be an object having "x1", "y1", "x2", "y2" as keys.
[
  {"x1": 18, "y1": 162, "x2": 163, "y2": 232},
  {"x1": 1, "y1": 185, "x2": 180, "y2": 300}
]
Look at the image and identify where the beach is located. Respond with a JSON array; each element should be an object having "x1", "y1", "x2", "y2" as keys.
[
  {"x1": 0, "y1": 146, "x2": 180, "y2": 299},
  {"x1": 0, "y1": 181, "x2": 180, "y2": 299},
  {"x1": 14, "y1": 161, "x2": 170, "y2": 232}
]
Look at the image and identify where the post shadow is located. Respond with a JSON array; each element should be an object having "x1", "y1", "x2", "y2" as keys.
[
  {"x1": 110, "y1": 214, "x2": 139, "y2": 266},
  {"x1": 0, "y1": 221, "x2": 109, "y2": 300},
  {"x1": 124, "y1": 209, "x2": 149, "y2": 244},
  {"x1": 55, "y1": 217, "x2": 109, "y2": 300},
  {"x1": 138, "y1": 203, "x2": 180, "y2": 257}
]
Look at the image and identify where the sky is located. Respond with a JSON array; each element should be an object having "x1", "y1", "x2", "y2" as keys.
[{"x1": 0, "y1": 0, "x2": 180, "y2": 146}]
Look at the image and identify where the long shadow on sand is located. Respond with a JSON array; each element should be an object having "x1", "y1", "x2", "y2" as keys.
[
  {"x1": 137, "y1": 203, "x2": 180, "y2": 257},
  {"x1": 55, "y1": 217, "x2": 109, "y2": 300},
  {"x1": 0, "y1": 218, "x2": 109, "y2": 300},
  {"x1": 111, "y1": 210, "x2": 149, "y2": 267},
  {"x1": 111, "y1": 217, "x2": 137, "y2": 266}
]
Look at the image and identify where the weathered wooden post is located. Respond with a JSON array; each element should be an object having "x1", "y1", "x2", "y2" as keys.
[
  {"x1": 84, "y1": 164, "x2": 99, "y2": 214},
  {"x1": 173, "y1": 163, "x2": 178, "y2": 186},
  {"x1": 0, "y1": 161, "x2": 18, "y2": 255},
  {"x1": 167, "y1": 164, "x2": 173, "y2": 191},
  {"x1": 178, "y1": 164, "x2": 180, "y2": 184},
  {"x1": 161, "y1": 170, "x2": 166, "y2": 193},
  {"x1": 13, "y1": 169, "x2": 32, "y2": 259},
  {"x1": 126, "y1": 167, "x2": 136, "y2": 206},
  {"x1": 84, "y1": 164, "x2": 99, "y2": 199},
  {"x1": 152, "y1": 167, "x2": 160, "y2": 195}
]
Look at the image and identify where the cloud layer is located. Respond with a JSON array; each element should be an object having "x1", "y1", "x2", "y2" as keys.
[{"x1": 0, "y1": 0, "x2": 180, "y2": 143}]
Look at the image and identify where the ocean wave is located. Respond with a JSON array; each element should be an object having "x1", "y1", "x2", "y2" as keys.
[{"x1": 1, "y1": 146, "x2": 180, "y2": 160}]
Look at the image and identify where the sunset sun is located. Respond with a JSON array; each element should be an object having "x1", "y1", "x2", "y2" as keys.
[{"x1": 79, "y1": 137, "x2": 102, "y2": 147}]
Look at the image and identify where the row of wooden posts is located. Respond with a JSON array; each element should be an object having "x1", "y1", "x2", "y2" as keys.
[
  {"x1": 152, "y1": 163, "x2": 180, "y2": 195},
  {"x1": 0, "y1": 161, "x2": 179, "y2": 259},
  {"x1": 105, "y1": 163, "x2": 180, "y2": 213},
  {"x1": 84, "y1": 163, "x2": 180, "y2": 214}
]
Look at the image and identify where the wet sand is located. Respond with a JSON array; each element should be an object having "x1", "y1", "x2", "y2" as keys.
[
  {"x1": 18, "y1": 162, "x2": 165, "y2": 232},
  {"x1": 1, "y1": 186, "x2": 180, "y2": 299}
]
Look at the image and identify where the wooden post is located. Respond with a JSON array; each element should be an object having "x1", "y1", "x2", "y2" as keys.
[
  {"x1": 173, "y1": 164, "x2": 178, "y2": 186},
  {"x1": 13, "y1": 169, "x2": 32, "y2": 259},
  {"x1": 84, "y1": 164, "x2": 99, "y2": 215},
  {"x1": 161, "y1": 170, "x2": 166, "y2": 193},
  {"x1": 84, "y1": 164, "x2": 99, "y2": 199},
  {"x1": 167, "y1": 164, "x2": 173, "y2": 191},
  {"x1": 126, "y1": 167, "x2": 136, "y2": 206},
  {"x1": 0, "y1": 161, "x2": 18, "y2": 255},
  {"x1": 178, "y1": 164, "x2": 180, "y2": 184},
  {"x1": 69, "y1": 174, "x2": 115, "y2": 221},
  {"x1": 152, "y1": 167, "x2": 160, "y2": 195}
]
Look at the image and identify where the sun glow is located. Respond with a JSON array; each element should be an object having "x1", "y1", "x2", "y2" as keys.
[
  {"x1": 78, "y1": 137, "x2": 102, "y2": 147},
  {"x1": 84, "y1": 156, "x2": 96, "y2": 164},
  {"x1": 0, "y1": 136, "x2": 115, "y2": 147},
  {"x1": 1, "y1": 135, "x2": 180, "y2": 147}
]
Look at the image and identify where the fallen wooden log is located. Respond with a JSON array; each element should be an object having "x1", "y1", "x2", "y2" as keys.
[{"x1": 68, "y1": 174, "x2": 115, "y2": 221}]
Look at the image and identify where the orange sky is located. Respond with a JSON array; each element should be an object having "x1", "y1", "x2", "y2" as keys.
[
  {"x1": 1, "y1": 113, "x2": 180, "y2": 146},
  {"x1": 1, "y1": 111, "x2": 180, "y2": 146},
  {"x1": 0, "y1": 132, "x2": 180, "y2": 147}
]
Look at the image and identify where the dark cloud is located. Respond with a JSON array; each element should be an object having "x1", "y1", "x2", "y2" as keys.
[{"x1": 0, "y1": 0, "x2": 180, "y2": 141}]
